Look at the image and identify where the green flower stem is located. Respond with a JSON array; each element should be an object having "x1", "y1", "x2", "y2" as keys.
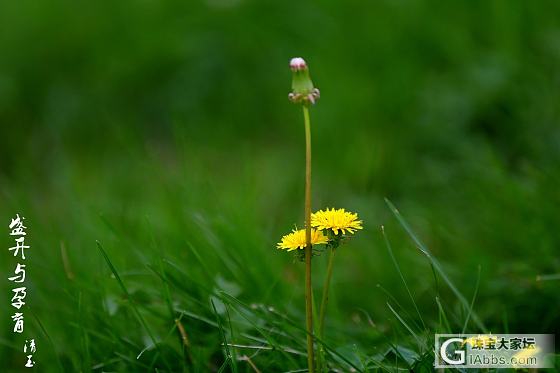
[
  {"x1": 317, "y1": 246, "x2": 336, "y2": 372},
  {"x1": 318, "y1": 247, "x2": 336, "y2": 339},
  {"x1": 303, "y1": 105, "x2": 315, "y2": 373}
]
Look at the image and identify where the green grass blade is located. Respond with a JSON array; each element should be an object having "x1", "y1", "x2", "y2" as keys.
[
  {"x1": 211, "y1": 299, "x2": 237, "y2": 372},
  {"x1": 145, "y1": 217, "x2": 190, "y2": 369},
  {"x1": 461, "y1": 264, "x2": 481, "y2": 334},
  {"x1": 31, "y1": 310, "x2": 64, "y2": 372},
  {"x1": 225, "y1": 303, "x2": 239, "y2": 373},
  {"x1": 386, "y1": 302, "x2": 425, "y2": 351},
  {"x1": 375, "y1": 284, "x2": 423, "y2": 332},
  {"x1": 218, "y1": 292, "x2": 298, "y2": 368},
  {"x1": 381, "y1": 225, "x2": 426, "y2": 330},
  {"x1": 384, "y1": 198, "x2": 487, "y2": 332},
  {"x1": 265, "y1": 307, "x2": 364, "y2": 372},
  {"x1": 435, "y1": 296, "x2": 452, "y2": 333},
  {"x1": 96, "y1": 241, "x2": 172, "y2": 371},
  {"x1": 78, "y1": 291, "x2": 92, "y2": 372}
]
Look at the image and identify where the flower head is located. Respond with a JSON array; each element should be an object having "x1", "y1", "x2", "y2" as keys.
[
  {"x1": 290, "y1": 57, "x2": 307, "y2": 71},
  {"x1": 277, "y1": 228, "x2": 328, "y2": 251},
  {"x1": 289, "y1": 57, "x2": 320, "y2": 106},
  {"x1": 311, "y1": 208, "x2": 363, "y2": 235}
]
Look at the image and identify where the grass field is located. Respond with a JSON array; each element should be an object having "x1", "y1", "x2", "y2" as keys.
[{"x1": 1, "y1": 0, "x2": 560, "y2": 371}]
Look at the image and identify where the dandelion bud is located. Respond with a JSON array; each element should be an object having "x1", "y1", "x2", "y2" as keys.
[
  {"x1": 289, "y1": 57, "x2": 320, "y2": 106},
  {"x1": 290, "y1": 57, "x2": 307, "y2": 71}
]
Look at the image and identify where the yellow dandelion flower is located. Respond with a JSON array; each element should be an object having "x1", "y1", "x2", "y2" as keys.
[
  {"x1": 311, "y1": 208, "x2": 363, "y2": 235},
  {"x1": 277, "y1": 228, "x2": 328, "y2": 251}
]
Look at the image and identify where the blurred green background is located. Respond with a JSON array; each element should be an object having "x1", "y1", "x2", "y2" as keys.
[{"x1": 1, "y1": 0, "x2": 559, "y2": 371}]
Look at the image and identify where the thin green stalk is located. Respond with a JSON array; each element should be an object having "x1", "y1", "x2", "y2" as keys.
[
  {"x1": 318, "y1": 247, "x2": 336, "y2": 339},
  {"x1": 317, "y1": 247, "x2": 335, "y2": 372},
  {"x1": 303, "y1": 105, "x2": 315, "y2": 373}
]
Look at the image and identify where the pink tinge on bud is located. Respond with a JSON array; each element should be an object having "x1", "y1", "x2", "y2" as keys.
[
  {"x1": 307, "y1": 94, "x2": 315, "y2": 105},
  {"x1": 290, "y1": 57, "x2": 307, "y2": 71}
]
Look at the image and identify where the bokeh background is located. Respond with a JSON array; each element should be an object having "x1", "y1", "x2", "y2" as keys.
[{"x1": 1, "y1": 0, "x2": 559, "y2": 371}]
